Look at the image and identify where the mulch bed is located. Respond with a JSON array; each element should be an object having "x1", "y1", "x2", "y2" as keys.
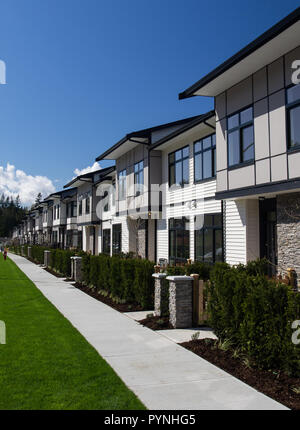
[
  {"x1": 72, "y1": 282, "x2": 144, "y2": 313},
  {"x1": 139, "y1": 315, "x2": 173, "y2": 330},
  {"x1": 181, "y1": 338, "x2": 300, "y2": 410}
]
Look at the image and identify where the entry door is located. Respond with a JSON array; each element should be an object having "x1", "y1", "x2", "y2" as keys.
[{"x1": 259, "y1": 198, "x2": 277, "y2": 277}]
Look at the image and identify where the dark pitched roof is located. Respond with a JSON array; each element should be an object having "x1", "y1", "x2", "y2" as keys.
[
  {"x1": 95, "y1": 114, "x2": 207, "y2": 161},
  {"x1": 150, "y1": 110, "x2": 215, "y2": 150},
  {"x1": 63, "y1": 166, "x2": 115, "y2": 189},
  {"x1": 179, "y1": 7, "x2": 300, "y2": 99}
]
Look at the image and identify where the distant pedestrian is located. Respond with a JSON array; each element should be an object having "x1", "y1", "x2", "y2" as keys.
[{"x1": 3, "y1": 248, "x2": 7, "y2": 261}]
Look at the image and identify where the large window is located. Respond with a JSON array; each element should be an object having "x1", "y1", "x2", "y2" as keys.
[
  {"x1": 67, "y1": 201, "x2": 77, "y2": 218},
  {"x1": 194, "y1": 134, "x2": 216, "y2": 182},
  {"x1": 169, "y1": 217, "x2": 190, "y2": 265},
  {"x1": 85, "y1": 196, "x2": 90, "y2": 214},
  {"x1": 118, "y1": 169, "x2": 126, "y2": 200},
  {"x1": 78, "y1": 200, "x2": 82, "y2": 216},
  {"x1": 195, "y1": 214, "x2": 223, "y2": 264},
  {"x1": 227, "y1": 106, "x2": 254, "y2": 167},
  {"x1": 169, "y1": 146, "x2": 189, "y2": 187},
  {"x1": 112, "y1": 224, "x2": 122, "y2": 255},
  {"x1": 102, "y1": 229, "x2": 111, "y2": 255},
  {"x1": 134, "y1": 161, "x2": 144, "y2": 195},
  {"x1": 287, "y1": 85, "x2": 300, "y2": 149}
]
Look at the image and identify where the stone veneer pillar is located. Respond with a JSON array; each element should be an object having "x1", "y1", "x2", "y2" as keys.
[
  {"x1": 277, "y1": 192, "x2": 300, "y2": 288},
  {"x1": 27, "y1": 247, "x2": 32, "y2": 259},
  {"x1": 44, "y1": 250, "x2": 51, "y2": 267},
  {"x1": 21, "y1": 246, "x2": 24, "y2": 256},
  {"x1": 71, "y1": 256, "x2": 83, "y2": 283},
  {"x1": 152, "y1": 273, "x2": 168, "y2": 317},
  {"x1": 166, "y1": 276, "x2": 193, "y2": 328}
]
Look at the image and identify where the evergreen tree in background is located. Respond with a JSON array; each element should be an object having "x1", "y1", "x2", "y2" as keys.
[{"x1": 0, "y1": 194, "x2": 27, "y2": 237}]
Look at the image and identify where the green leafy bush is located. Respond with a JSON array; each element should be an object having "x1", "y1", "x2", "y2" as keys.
[
  {"x1": 208, "y1": 263, "x2": 300, "y2": 376},
  {"x1": 82, "y1": 254, "x2": 155, "y2": 309}
]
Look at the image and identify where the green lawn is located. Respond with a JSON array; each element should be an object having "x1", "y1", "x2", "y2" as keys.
[{"x1": 0, "y1": 256, "x2": 145, "y2": 410}]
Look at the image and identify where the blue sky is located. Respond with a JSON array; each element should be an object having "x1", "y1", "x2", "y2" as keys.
[{"x1": 0, "y1": 0, "x2": 299, "y2": 204}]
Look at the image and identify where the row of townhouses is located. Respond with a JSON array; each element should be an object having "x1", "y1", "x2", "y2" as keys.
[{"x1": 12, "y1": 8, "x2": 300, "y2": 279}]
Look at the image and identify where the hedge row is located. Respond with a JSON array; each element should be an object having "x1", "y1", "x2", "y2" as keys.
[
  {"x1": 81, "y1": 253, "x2": 155, "y2": 309},
  {"x1": 9, "y1": 244, "x2": 76, "y2": 277},
  {"x1": 208, "y1": 262, "x2": 300, "y2": 376}
]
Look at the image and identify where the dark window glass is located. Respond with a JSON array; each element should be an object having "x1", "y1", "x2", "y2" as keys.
[
  {"x1": 103, "y1": 191, "x2": 109, "y2": 212},
  {"x1": 227, "y1": 107, "x2": 254, "y2": 166},
  {"x1": 287, "y1": 85, "x2": 300, "y2": 104},
  {"x1": 79, "y1": 200, "x2": 82, "y2": 216},
  {"x1": 240, "y1": 107, "x2": 253, "y2": 124},
  {"x1": 194, "y1": 153, "x2": 202, "y2": 182},
  {"x1": 289, "y1": 106, "x2": 300, "y2": 148},
  {"x1": 168, "y1": 217, "x2": 190, "y2": 265},
  {"x1": 242, "y1": 126, "x2": 255, "y2": 162},
  {"x1": 85, "y1": 197, "x2": 90, "y2": 214},
  {"x1": 203, "y1": 150, "x2": 212, "y2": 179},
  {"x1": 194, "y1": 134, "x2": 216, "y2": 182},
  {"x1": 169, "y1": 146, "x2": 189, "y2": 187},
  {"x1": 102, "y1": 229, "x2": 111, "y2": 255},
  {"x1": 287, "y1": 87, "x2": 300, "y2": 149},
  {"x1": 228, "y1": 130, "x2": 240, "y2": 166},
  {"x1": 112, "y1": 224, "x2": 122, "y2": 255},
  {"x1": 134, "y1": 160, "x2": 144, "y2": 195},
  {"x1": 195, "y1": 213, "x2": 223, "y2": 264},
  {"x1": 227, "y1": 113, "x2": 239, "y2": 129},
  {"x1": 118, "y1": 169, "x2": 126, "y2": 200}
]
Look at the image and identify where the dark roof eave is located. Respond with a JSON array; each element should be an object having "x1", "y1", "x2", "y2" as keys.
[
  {"x1": 178, "y1": 7, "x2": 300, "y2": 99},
  {"x1": 95, "y1": 114, "x2": 206, "y2": 161},
  {"x1": 149, "y1": 110, "x2": 215, "y2": 151}
]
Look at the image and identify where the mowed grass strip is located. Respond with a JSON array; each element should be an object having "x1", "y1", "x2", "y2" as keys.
[{"x1": 0, "y1": 256, "x2": 145, "y2": 410}]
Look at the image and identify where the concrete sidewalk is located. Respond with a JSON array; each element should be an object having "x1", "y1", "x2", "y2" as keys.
[{"x1": 9, "y1": 253, "x2": 288, "y2": 410}]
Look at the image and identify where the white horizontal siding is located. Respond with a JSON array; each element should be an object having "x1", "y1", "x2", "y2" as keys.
[{"x1": 224, "y1": 200, "x2": 247, "y2": 265}]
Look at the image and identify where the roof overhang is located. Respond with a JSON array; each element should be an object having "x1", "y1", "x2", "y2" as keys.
[
  {"x1": 179, "y1": 7, "x2": 300, "y2": 98},
  {"x1": 96, "y1": 136, "x2": 149, "y2": 161},
  {"x1": 150, "y1": 111, "x2": 215, "y2": 151},
  {"x1": 63, "y1": 166, "x2": 115, "y2": 188}
]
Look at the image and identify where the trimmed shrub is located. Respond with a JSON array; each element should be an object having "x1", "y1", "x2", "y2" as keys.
[
  {"x1": 208, "y1": 263, "x2": 300, "y2": 376},
  {"x1": 81, "y1": 253, "x2": 155, "y2": 309}
]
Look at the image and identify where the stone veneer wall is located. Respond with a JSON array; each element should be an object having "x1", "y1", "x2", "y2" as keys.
[{"x1": 277, "y1": 192, "x2": 300, "y2": 284}]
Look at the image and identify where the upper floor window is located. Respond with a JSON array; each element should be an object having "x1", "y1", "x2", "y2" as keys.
[
  {"x1": 85, "y1": 197, "x2": 90, "y2": 214},
  {"x1": 118, "y1": 169, "x2": 126, "y2": 200},
  {"x1": 194, "y1": 134, "x2": 216, "y2": 182},
  {"x1": 78, "y1": 200, "x2": 82, "y2": 216},
  {"x1": 169, "y1": 146, "x2": 189, "y2": 187},
  {"x1": 103, "y1": 191, "x2": 109, "y2": 212},
  {"x1": 287, "y1": 85, "x2": 300, "y2": 149},
  {"x1": 227, "y1": 106, "x2": 254, "y2": 167},
  {"x1": 134, "y1": 161, "x2": 144, "y2": 195},
  {"x1": 67, "y1": 201, "x2": 77, "y2": 218}
]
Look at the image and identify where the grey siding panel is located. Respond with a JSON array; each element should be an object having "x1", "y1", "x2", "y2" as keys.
[
  {"x1": 269, "y1": 89, "x2": 287, "y2": 157},
  {"x1": 226, "y1": 77, "x2": 252, "y2": 115},
  {"x1": 268, "y1": 57, "x2": 284, "y2": 94}
]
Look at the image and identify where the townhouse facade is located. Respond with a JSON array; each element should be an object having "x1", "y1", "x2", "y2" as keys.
[
  {"x1": 179, "y1": 7, "x2": 300, "y2": 277},
  {"x1": 11, "y1": 8, "x2": 300, "y2": 281}
]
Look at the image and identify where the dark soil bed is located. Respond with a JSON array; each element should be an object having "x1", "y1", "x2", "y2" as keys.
[
  {"x1": 139, "y1": 315, "x2": 173, "y2": 330},
  {"x1": 73, "y1": 282, "x2": 144, "y2": 312},
  {"x1": 181, "y1": 338, "x2": 300, "y2": 410}
]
